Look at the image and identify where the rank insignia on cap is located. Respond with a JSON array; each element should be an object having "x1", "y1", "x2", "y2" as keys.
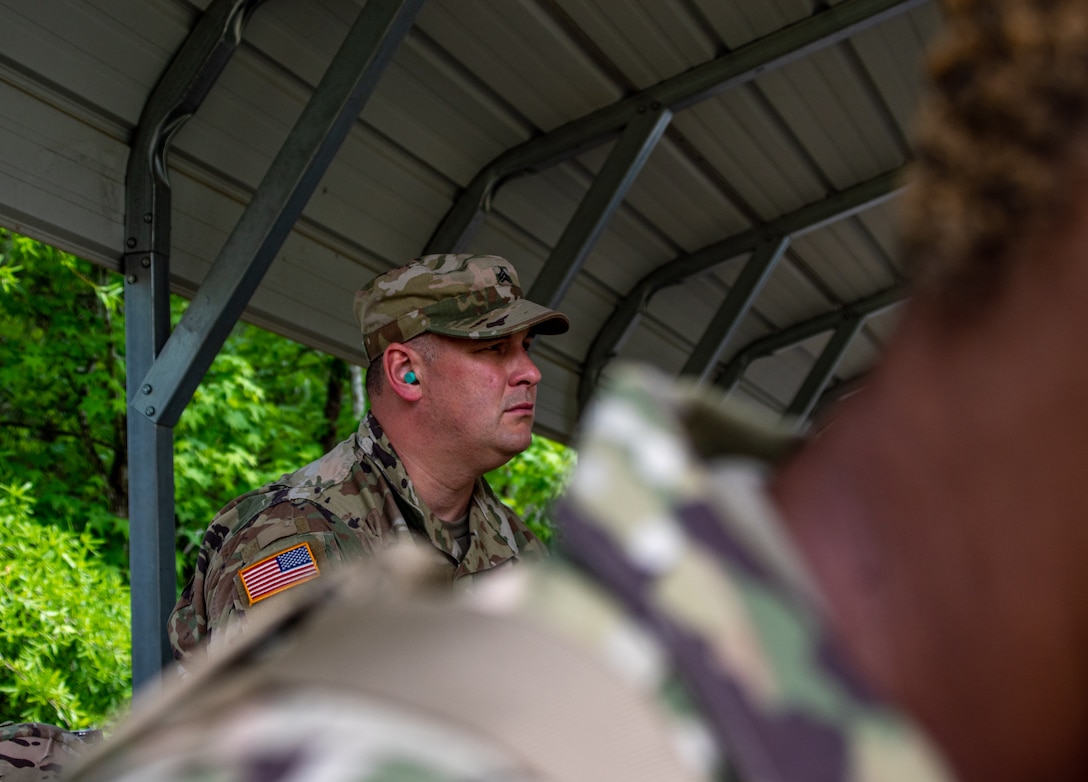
[
  {"x1": 239, "y1": 542, "x2": 319, "y2": 605},
  {"x1": 494, "y1": 266, "x2": 513, "y2": 285}
]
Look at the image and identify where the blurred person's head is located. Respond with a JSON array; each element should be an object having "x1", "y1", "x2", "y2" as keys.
[
  {"x1": 775, "y1": 5, "x2": 1088, "y2": 780},
  {"x1": 903, "y1": 0, "x2": 1088, "y2": 315}
]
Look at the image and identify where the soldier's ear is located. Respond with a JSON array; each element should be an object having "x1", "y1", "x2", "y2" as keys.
[{"x1": 385, "y1": 344, "x2": 423, "y2": 401}]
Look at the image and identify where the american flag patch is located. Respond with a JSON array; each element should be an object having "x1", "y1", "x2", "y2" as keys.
[{"x1": 239, "y1": 542, "x2": 319, "y2": 605}]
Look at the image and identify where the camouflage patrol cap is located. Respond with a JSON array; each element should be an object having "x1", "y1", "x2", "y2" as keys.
[{"x1": 354, "y1": 254, "x2": 570, "y2": 363}]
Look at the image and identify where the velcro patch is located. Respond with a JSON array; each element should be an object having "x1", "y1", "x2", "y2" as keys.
[{"x1": 239, "y1": 542, "x2": 319, "y2": 606}]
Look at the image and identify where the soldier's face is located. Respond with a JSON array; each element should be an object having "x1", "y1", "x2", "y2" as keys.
[{"x1": 420, "y1": 329, "x2": 542, "y2": 471}]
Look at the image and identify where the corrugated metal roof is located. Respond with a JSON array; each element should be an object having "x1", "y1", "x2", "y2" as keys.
[{"x1": 0, "y1": 0, "x2": 943, "y2": 440}]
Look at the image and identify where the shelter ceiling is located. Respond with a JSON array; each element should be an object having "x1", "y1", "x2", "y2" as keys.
[{"x1": 0, "y1": 0, "x2": 943, "y2": 441}]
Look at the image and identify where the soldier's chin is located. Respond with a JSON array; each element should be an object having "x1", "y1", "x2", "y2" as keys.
[{"x1": 502, "y1": 429, "x2": 534, "y2": 458}]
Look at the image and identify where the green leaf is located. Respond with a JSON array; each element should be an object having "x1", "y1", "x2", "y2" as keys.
[{"x1": 0, "y1": 483, "x2": 131, "y2": 728}]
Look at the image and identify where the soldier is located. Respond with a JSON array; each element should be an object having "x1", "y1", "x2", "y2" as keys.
[
  {"x1": 167, "y1": 253, "x2": 569, "y2": 663},
  {"x1": 61, "y1": 0, "x2": 1088, "y2": 780}
]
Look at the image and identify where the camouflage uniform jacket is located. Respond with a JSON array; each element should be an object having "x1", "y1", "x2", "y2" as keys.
[
  {"x1": 168, "y1": 410, "x2": 545, "y2": 663},
  {"x1": 72, "y1": 367, "x2": 954, "y2": 782},
  {"x1": 0, "y1": 722, "x2": 101, "y2": 782}
]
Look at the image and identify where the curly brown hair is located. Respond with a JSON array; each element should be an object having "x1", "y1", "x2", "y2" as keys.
[{"x1": 902, "y1": 0, "x2": 1088, "y2": 308}]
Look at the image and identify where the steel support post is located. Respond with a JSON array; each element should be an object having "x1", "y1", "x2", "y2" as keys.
[
  {"x1": 123, "y1": 253, "x2": 175, "y2": 688},
  {"x1": 124, "y1": 0, "x2": 268, "y2": 689},
  {"x1": 681, "y1": 236, "x2": 791, "y2": 382},
  {"x1": 784, "y1": 314, "x2": 865, "y2": 422},
  {"x1": 527, "y1": 103, "x2": 672, "y2": 308},
  {"x1": 135, "y1": 0, "x2": 425, "y2": 428}
]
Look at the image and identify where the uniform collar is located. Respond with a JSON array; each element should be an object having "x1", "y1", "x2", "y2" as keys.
[{"x1": 356, "y1": 411, "x2": 527, "y2": 569}]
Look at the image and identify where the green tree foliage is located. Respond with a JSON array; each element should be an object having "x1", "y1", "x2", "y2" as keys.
[
  {"x1": 0, "y1": 232, "x2": 129, "y2": 569},
  {"x1": 487, "y1": 436, "x2": 575, "y2": 545},
  {"x1": 0, "y1": 482, "x2": 131, "y2": 729}
]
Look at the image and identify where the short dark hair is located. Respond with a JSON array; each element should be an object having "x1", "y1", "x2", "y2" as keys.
[
  {"x1": 362, "y1": 333, "x2": 440, "y2": 405},
  {"x1": 364, "y1": 355, "x2": 384, "y2": 401}
]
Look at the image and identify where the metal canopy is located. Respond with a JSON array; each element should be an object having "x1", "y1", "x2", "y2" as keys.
[
  {"x1": 717, "y1": 285, "x2": 905, "y2": 391},
  {"x1": 135, "y1": 0, "x2": 425, "y2": 430},
  {"x1": 424, "y1": 0, "x2": 925, "y2": 258},
  {"x1": 681, "y1": 236, "x2": 791, "y2": 382},
  {"x1": 579, "y1": 167, "x2": 906, "y2": 411},
  {"x1": 527, "y1": 102, "x2": 673, "y2": 309},
  {"x1": 0, "y1": 0, "x2": 944, "y2": 680}
]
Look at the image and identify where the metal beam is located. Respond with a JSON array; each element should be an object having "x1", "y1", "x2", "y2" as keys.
[
  {"x1": 424, "y1": 0, "x2": 928, "y2": 252},
  {"x1": 811, "y1": 373, "x2": 871, "y2": 422},
  {"x1": 125, "y1": 0, "x2": 269, "y2": 261},
  {"x1": 134, "y1": 0, "x2": 425, "y2": 429},
  {"x1": 123, "y1": 0, "x2": 267, "y2": 690},
  {"x1": 681, "y1": 236, "x2": 791, "y2": 382},
  {"x1": 718, "y1": 285, "x2": 905, "y2": 390},
  {"x1": 528, "y1": 103, "x2": 672, "y2": 308},
  {"x1": 784, "y1": 314, "x2": 865, "y2": 422},
  {"x1": 123, "y1": 255, "x2": 175, "y2": 689},
  {"x1": 578, "y1": 167, "x2": 906, "y2": 411}
]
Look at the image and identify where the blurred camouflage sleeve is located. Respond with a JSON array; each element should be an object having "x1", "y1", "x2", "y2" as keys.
[{"x1": 67, "y1": 550, "x2": 701, "y2": 782}]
